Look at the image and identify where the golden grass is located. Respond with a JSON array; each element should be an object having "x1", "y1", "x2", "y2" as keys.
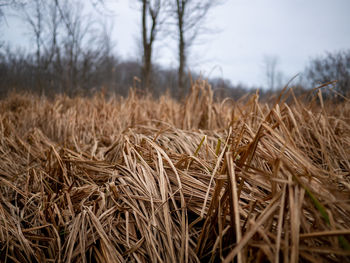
[{"x1": 0, "y1": 80, "x2": 349, "y2": 262}]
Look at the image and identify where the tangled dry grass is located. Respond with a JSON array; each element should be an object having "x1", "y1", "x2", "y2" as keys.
[{"x1": 0, "y1": 80, "x2": 350, "y2": 262}]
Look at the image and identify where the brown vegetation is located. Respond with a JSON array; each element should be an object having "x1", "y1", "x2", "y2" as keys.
[{"x1": 0, "y1": 80, "x2": 350, "y2": 262}]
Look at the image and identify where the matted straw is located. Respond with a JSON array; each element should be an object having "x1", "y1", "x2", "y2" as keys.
[{"x1": 0, "y1": 80, "x2": 349, "y2": 262}]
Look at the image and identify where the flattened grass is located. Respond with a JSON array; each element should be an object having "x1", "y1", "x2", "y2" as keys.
[{"x1": 0, "y1": 80, "x2": 350, "y2": 262}]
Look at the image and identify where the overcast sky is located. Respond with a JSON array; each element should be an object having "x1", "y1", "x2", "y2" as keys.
[{"x1": 2, "y1": 0, "x2": 350, "y2": 87}]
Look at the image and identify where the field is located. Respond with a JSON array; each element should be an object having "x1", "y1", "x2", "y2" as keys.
[{"x1": 0, "y1": 80, "x2": 350, "y2": 262}]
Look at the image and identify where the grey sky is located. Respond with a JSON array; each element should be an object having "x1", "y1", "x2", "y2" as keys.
[{"x1": 2, "y1": 0, "x2": 350, "y2": 87}]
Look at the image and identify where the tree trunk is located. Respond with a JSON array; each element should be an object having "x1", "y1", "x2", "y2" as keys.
[
  {"x1": 142, "y1": 0, "x2": 152, "y2": 92},
  {"x1": 178, "y1": 32, "x2": 185, "y2": 99},
  {"x1": 143, "y1": 44, "x2": 152, "y2": 92},
  {"x1": 177, "y1": 0, "x2": 186, "y2": 99}
]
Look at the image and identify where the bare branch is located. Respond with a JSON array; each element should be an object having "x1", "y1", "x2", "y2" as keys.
[{"x1": 168, "y1": 0, "x2": 223, "y2": 98}]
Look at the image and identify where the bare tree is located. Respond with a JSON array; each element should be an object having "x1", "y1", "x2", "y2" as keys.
[
  {"x1": 16, "y1": 0, "x2": 49, "y2": 92},
  {"x1": 306, "y1": 50, "x2": 350, "y2": 96},
  {"x1": 45, "y1": 0, "x2": 61, "y2": 67},
  {"x1": 262, "y1": 55, "x2": 280, "y2": 91},
  {"x1": 169, "y1": 0, "x2": 220, "y2": 98},
  {"x1": 138, "y1": 0, "x2": 165, "y2": 93},
  {"x1": 50, "y1": 0, "x2": 114, "y2": 93},
  {"x1": 9, "y1": 0, "x2": 116, "y2": 94}
]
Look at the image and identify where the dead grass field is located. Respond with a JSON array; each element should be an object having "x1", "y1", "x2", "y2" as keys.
[{"x1": 0, "y1": 80, "x2": 350, "y2": 262}]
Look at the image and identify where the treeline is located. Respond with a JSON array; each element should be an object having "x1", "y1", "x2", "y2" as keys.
[
  {"x1": 0, "y1": 0, "x2": 223, "y2": 99},
  {"x1": 0, "y1": 1, "x2": 349, "y2": 100},
  {"x1": 0, "y1": 45, "x2": 240, "y2": 99},
  {"x1": 0, "y1": 45, "x2": 278, "y2": 101}
]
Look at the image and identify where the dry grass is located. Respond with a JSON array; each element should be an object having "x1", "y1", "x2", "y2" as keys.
[{"x1": 0, "y1": 80, "x2": 349, "y2": 262}]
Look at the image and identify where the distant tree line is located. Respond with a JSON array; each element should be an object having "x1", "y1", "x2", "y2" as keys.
[
  {"x1": 1, "y1": 0, "x2": 119, "y2": 96},
  {"x1": 0, "y1": 0, "x2": 349, "y2": 100},
  {"x1": 305, "y1": 50, "x2": 350, "y2": 99}
]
